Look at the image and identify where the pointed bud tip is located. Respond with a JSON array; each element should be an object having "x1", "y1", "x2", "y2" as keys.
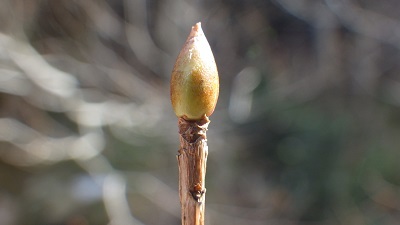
[
  {"x1": 193, "y1": 22, "x2": 201, "y2": 31},
  {"x1": 188, "y1": 22, "x2": 203, "y2": 39}
]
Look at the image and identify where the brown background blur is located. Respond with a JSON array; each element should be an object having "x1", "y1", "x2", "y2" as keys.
[{"x1": 1, "y1": 0, "x2": 400, "y2": 224}]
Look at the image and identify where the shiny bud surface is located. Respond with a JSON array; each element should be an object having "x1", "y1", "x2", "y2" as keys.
[{"x1": 170, "y1": 22, "x2": 219, "y2": 120}]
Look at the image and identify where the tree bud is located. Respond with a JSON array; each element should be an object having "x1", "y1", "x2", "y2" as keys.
[{"x1": 170, "y1": 22, "x2": 219, "y2": 120}]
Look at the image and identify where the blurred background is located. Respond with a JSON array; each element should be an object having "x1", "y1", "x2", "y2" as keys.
[{"x1": 1, "y1": 0, "x2": 400, "y2": 224}]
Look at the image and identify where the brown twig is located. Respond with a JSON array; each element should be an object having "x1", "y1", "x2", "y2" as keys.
[{"x1": 177, "y1": 116, "x2": 209, "y2": 225}]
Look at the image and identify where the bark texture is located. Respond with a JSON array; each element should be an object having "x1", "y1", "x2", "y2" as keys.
[{"x1": 177, "y1": 116, "x2": 209, "y2": 225}]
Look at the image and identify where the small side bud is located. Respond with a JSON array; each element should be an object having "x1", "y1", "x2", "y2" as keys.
[{"x1": 170, "y1": 22, "x2": 219, "y2": 120}]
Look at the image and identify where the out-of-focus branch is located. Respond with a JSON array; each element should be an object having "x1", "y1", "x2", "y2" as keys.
[
  {"x1": 274, "y1": 0, "x2": 400, "y2": 48},
  {"x1": 325, "y1": 0, "x2": 400, "y2": 48},
  {"x1": 0, "y1": 13, "x2": 172, "y2": 223}
]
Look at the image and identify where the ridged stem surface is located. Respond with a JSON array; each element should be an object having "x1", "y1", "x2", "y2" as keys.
[{"x1": 177, "y1": 116, "x2": 209, "y2": 225}]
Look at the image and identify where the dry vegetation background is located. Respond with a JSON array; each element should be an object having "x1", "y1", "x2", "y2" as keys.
[{"x1": 1, "y1": 0, "x2": 400, "y2": 224}]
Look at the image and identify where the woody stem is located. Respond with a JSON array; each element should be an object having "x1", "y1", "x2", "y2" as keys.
[{"x1": 177, "y1": 116, "x2": 209, "y2": 225}]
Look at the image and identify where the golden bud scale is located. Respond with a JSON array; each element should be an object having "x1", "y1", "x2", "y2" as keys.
[{"x1": 170, "y1": 22, "x2": 219, "y2": 120}]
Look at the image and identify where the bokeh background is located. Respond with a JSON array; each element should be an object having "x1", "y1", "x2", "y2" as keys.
[{"x1": 1, "y1": 0, "x2": 400, "y2": 224}]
